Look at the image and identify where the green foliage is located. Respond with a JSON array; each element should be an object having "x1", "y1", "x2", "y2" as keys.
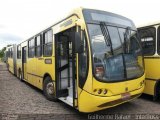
[{"x1": 0, "y1": 47, "x2": 6, "y2": 58}]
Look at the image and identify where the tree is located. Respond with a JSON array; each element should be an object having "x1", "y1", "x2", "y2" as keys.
[{"x1": 0, "y1": 47, "x2": 6, "y2": 58}]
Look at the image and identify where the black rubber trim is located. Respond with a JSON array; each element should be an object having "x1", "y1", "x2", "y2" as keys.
[
  {"x1": 144, "y1": 57, "x2": 160, "y2": 59},
  {"x1": 145, "y1": 78, "x2": 158, "y2": 81},
  {"x1": 27, "y1": 72, "x2": 43, "y2": 78},
  {"x1": 78, "y1": 30, "x2": 89, "y2": 89}
]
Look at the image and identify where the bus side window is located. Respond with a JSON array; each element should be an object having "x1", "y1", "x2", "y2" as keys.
[
  {"x1": 158, "y1": 26, "x2": 160, "y2": 54},
  {"x1": 9, "y1": 49, "x2": 10, "y2": 58},
  {"x1": 28, "y1": 38, "x2": 35, "y2": 58},
  {"x1": 43, "y1": 30, "x2": 53, "y2": 56},
  {"x1": 138, "y1": 27, "x2": 156, "y2": 55},
  {"x1": 17, "y1": 45, "x2": 21, "y2": 59},
  {"x1": 35, "y1": 35, "x2": 42, "y2": 57},
  {"x1": 78, "y1": 31, "x2": 89, "y2": 89},
  {"x1": 11, "y1": 48, "x2": 13, "y2": 58},
  {"x1": 8, "y1": 49, "x2": 10, "y2": 58}
]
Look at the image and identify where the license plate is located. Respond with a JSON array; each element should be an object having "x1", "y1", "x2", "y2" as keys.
[{"x1": 121, "y1": 92, "x2": 131, "y2": 100}]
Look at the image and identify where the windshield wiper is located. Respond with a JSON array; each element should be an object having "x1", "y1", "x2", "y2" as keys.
[{"x1": 100, "y1": 22, "x2": 114, "y2": 55}]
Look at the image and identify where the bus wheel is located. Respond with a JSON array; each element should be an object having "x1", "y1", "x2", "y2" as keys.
[
  {"x1": 156, "y1": 83, "x2": 160, "y2": 100},
  {"x1": 43, "y1": 76, "x2": 57, "y2": 101}
]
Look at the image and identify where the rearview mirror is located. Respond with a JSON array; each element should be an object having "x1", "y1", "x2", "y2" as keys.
[{"x1": 70, "y1": 32, "x2": 84, "y2": 53}]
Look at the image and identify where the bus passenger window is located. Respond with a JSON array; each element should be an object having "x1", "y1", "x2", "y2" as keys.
[
  {"x1": 11, "y1": 48, "x2": 13, "y2": 58},
  {"x1": 8, "y1": 49, "x2": 10, "y2": 58},
  {"x1": 28, "y1": 38, "x2": 35, "y2": 58},
  {"x1": 35, "y1": 35, "x2": 42, "y2": 57},
  {"x1": 17, "y1": 45, "x2": 21, "y2": 59},
  {"x1": 43, "y1": 30, "x2": 53, "y2": 56},
  {"x1": 158, "y1": 26, "x2": 160, "y2": 54},
  {"x1": 138, "y1": 27, "x2": 156, "y2": 55}
]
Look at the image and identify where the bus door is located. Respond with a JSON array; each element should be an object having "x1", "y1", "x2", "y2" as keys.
[
  {"x1": 55, "y1": 27, "x2": 77, "y2": 107},
  {"x1": 13, "y1": 45, "x2": 17, "y2": 76},
  {"x1": 22, "y1": 47, "x2": 27, "y2": 80}
]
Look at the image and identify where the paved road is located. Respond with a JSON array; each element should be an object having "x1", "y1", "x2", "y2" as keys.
[{"x1": 1, "y1": 62, "x2": 160, "y2": 120}]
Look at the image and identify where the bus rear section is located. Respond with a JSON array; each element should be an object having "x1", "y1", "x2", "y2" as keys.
[
  {"x1": 11, "y1": 8, "x2": 145, "y2": 112},
  {"x1": 138, "y1": 23, "x2": 160, "y2": 100},
  {"x1": 6, "y1": 44, "x2": 17, "y2": 75}
]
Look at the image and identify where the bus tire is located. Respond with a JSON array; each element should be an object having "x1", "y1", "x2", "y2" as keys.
[
  {"x1": 43, "y1": 76, "x2": 57, "y2": 101},
  {"x1": 155, "y1": 81, "x2": 160, "y2": 100}
]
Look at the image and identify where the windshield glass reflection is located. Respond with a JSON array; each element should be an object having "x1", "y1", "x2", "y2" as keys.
[{"x1": 88, "y1": 24, "x2": 144, "y2": 82}]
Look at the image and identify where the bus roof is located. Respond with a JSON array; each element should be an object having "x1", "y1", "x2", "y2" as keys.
[{"x1": 137, "y1": 21, "x2": 160, "y2": 28}]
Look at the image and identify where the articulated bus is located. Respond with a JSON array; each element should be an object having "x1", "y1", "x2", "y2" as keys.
[
  {"x1": 138, "y1": 22, "x2": 160, "y2": 100},
  {"x1": 6, "y1": 44, "x2": 17, "y2": 75},
  {"x1": 8, "y1": 8, "x2": 145, "y2": 112}
]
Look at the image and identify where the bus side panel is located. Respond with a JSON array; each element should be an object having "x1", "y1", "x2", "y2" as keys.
[
  {"x1": 40, "y1": 57, "x2": 55, "y2": 84},
  {"x1": 27, "y1": 58, "x2": 36, "y2": 85},
  {"x1": 143, "y1": 58, "x2": 160, "y2": 95},
  {"x1": 143, "y1": 80, "x2": 156, "y2": 95},
  {"x1": 26, "y1": 57, "x2": 55, "y2": 90},
  {"x1": 31, "y1": 58, "x2": 37, "y2": 86},
  {"x1": 144, "y1": 58, "x2": 160, "y2": 79},
  {"x1": 8, "y1": 58, "x2": 14, "y2": 74},
  {"x1": 34, "y1": 57, "x2": 45, "y2": 90}
]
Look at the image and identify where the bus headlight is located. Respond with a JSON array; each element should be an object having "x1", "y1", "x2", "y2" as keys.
[
  {"x1": 93, "y1": 89, "x2": 97, "y2": 92},
  {"x1": 103, "y1": 89, "x2": 108, "y2": 94},
  {"x1": 98, "y1": 89, "x2": 102, "y2": 94},
  {"x1": 93, "y1": 88, "x2": 108, "y2": 95},
  {"x1": 95, "y1": 66, "x2": 104, "y2": 78}
]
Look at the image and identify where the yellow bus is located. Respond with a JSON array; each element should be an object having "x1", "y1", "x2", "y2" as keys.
[
  {"x1": 138, "y1": 22, "x2": 160, "y2": 100},
  {"x1": 10, "y1": 8, "x2": 145, "y2": 112},
  {"x1": 6, "y1": 44, "x2": 17, "y2": 75}
]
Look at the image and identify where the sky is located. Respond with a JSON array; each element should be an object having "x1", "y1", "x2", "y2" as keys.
[{"x1": 0, "y1": 0, "x2": 160, "y2": 50}]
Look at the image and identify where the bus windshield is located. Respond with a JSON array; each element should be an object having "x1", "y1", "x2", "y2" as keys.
[{"x1": 88, "y1": 24, "x2": 144, "y2": 82}]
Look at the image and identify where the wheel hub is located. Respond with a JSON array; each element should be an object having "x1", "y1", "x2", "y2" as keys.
[{"x1": 47, "y1": 82, "x2": 54, "y2": 95}]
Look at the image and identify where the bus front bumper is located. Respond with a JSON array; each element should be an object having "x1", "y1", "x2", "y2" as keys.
[{"x1": 78, "y1": 86, "x2": 144, "y2": 112}]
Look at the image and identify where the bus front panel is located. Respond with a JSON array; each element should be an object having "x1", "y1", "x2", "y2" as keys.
[{"x1": 77, "y1": 9, "x2": 145, "y2": 112}]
